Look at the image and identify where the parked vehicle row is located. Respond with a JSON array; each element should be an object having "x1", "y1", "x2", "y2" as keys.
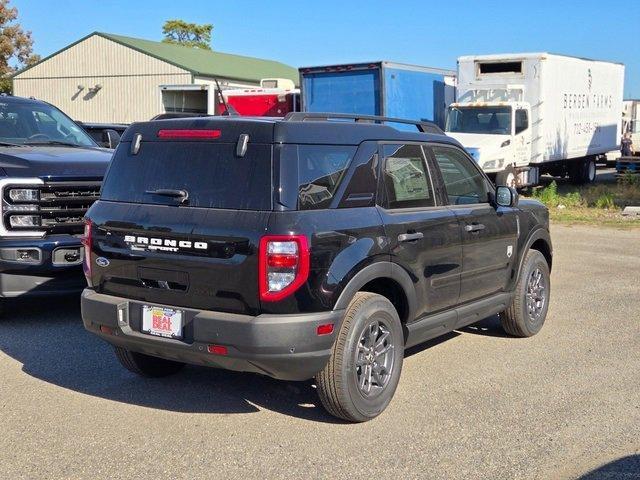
[{"x1": 295, "y1": 54, "x2": 625, "y2": 187}]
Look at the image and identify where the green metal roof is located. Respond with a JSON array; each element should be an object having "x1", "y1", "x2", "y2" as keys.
[{"x1": 14, "y1": 32, "x2": 299, "y2": 85}]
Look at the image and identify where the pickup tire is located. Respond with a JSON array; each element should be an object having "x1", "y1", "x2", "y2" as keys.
[
  {"x1": 316, "y1": 292, "x2": 404, "y2": 422},
  {"x1": 113, "y1": 346, "x2": 186, "y2": 377},
  {"x1": 500, "y1": 249, "x2": 550, "y2": 337}
]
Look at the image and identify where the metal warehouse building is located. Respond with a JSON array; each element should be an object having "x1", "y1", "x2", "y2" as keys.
[{"x1": 12, "y1": 32, "x2": 299, "y2": 123}]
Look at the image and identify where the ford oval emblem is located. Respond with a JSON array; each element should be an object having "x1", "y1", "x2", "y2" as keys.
[{"x1": 95, "y1": 257, "x2": 110, "y2": 267}]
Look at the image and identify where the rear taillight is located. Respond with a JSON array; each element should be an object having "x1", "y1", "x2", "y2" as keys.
[
  {"x1": 259, "y1": 235, "x2": 309, "y2": 302},
  {"x1": 81, "y1": 219, "x2": 93, "y2": 286}
]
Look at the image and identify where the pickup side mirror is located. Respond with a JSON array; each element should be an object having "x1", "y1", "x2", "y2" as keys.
[
  {"x1": 102, "y1": 129, "x2": 121, "y2": 149},
  {"x1": 495, "y1": 186, "x2": 519, "y2": 208}
]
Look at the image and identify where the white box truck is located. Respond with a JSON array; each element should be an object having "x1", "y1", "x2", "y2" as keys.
[
  {"x1": 623, "y1": 99, "x2": 640, "y2": 153},
  {"x1": 445, "y1": 53, "x2": 625, "y2": 186}
]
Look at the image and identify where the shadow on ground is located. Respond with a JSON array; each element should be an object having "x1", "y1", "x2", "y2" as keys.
[
  {"x1": 459, "y1": 314, "x2": 511, "y2": 338},
  {"x1": 577, "y1": 454, "x2": 640, "y2": 479},
  {"x1": 0, "y1": 297, "x2": 460, "y2": 423}
]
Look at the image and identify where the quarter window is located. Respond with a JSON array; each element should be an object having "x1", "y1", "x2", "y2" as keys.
[
  {"x1": 382, "y1": 144, "x2": 434, "y2": 209},
  {"x1": 431, "y1": 146, "x2": 490, "y2": 205},
  {"x1": 293, "y1": 145, "x2": 355, "y2": 210}
]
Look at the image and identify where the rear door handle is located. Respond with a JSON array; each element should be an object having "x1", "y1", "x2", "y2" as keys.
[
  {"x1": 464, "y1": 223, "x2": 485, "y2": 233},
  {"x1": 398, "y1": 232, "x2": 424, "y2": 242}
]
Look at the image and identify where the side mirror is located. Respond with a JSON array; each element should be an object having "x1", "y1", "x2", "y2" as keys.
[
  {"x1": 102, "y1": 129, "x2": 121, "y2": 149},
  {"x1": 496, "y1": 186, "x2": 519, "y2": 208}
]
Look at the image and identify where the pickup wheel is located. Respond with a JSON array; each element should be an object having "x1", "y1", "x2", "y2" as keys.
[
  {"x1": 113, "y1": 346, "x2": 185, "y2": 377},
  {"x1": 500, "y1": 249, "x2": 550, "y2": 337},
  {"x1": 316, "y1": 292, "x2": 404, "y2": 422}
]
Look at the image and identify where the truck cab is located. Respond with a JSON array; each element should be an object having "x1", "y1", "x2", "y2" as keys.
[
  {"x1": 446, "y1": 90, "x2": 532, "y2": 186},
  {"x1": 0, "y1": 95, "x2": 112, "y2": 309}
]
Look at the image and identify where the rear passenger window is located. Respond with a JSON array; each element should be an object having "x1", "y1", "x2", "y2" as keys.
[
  {"x1": 431, "y1": 146, "x2": 490, "y2": 205},
  {"x1": 290, "y1": 145, "x2": 356, "y2": 210},
  {"x1": 382, "y1": 144, "x2": 434, "y2": 209}
]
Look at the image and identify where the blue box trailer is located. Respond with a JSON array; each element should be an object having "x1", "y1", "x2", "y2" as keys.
[{"x1": 299, "y1": 61, "x2": 456, "y2": 128}]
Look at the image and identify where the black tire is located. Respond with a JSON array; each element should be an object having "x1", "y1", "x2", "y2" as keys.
[
  {"x1": 568, "y1": 160, "x2": 583, "y2": 184},
  {"x1": 500, "y1": 249, "x2": 550, "y2": 337},
  {"x1": 569, "y1": 157, "x2": 596, "y2": 184},
  {"x1": 113, "y1": 346, "x2": 185, "y2": 377},
  {"x1": 584, "y1": 157, "x2": 596, "y2": 183},
  {"x1": 316, "y1": 292, "x2": 404, "y2": 422}
]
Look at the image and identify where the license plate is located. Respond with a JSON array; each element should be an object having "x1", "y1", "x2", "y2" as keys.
[{"x1": 141, "y1": 305, "x2": 183, "y2": 339}]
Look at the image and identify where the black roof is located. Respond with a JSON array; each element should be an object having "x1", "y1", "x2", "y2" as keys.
[
  {"x1": 0, "y1": 94, "x2": 49, "y2": 105},
  {"x1": 122, "y1": 114, "x2": 461, "y2": 148}
]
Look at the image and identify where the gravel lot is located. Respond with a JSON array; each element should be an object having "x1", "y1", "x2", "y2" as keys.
[{"x1": 1, "y1": 223, "x2": 638, "y2": 480}]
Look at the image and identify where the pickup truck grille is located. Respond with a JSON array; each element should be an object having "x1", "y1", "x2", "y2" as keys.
[{"x1": 3, "y1": 180, "x2": 102, "y2": 235}]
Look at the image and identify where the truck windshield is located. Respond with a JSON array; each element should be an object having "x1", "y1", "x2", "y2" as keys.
[
  {"x1": 446, "y1": 106, "x2": 512, "y2": 135},
  {"x1": 0, "y1": 101, "x2": 96, "y2": 147}
]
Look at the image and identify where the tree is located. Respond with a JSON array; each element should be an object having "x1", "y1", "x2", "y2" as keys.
[
  {"x1": 0, "y1": 0, "x2": 39, "y2": 93},
  {"x1": 162, "y1": 19, "x2": 213, "y2": 50}
]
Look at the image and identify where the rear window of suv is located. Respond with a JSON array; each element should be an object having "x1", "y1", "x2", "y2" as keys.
[{"x1": 101, "y1": 142, "x2": 272, "y2": 210}]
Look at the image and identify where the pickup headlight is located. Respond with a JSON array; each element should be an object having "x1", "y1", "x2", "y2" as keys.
[
  {"x1": 0, "y1": 178, "x2": 45, "y2": 237},
  {"x1": 9, "y1": 215, "x2": 40, "y2": 228},
  {"x1": 9, "y1": 188, "x2": 39, "y2": 202}
]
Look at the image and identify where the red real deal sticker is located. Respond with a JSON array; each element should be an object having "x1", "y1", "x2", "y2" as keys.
[{"x1": 142, "y1": 305, "x2": 184, "y2": 339}]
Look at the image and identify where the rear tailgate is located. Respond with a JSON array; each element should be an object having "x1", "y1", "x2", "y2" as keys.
[
  {"x1": 88, "y1": 203, "x2": 268, "y2": 315},
  {"x1": 86, "y1": 120, "x2": 274, "y2": 316}
]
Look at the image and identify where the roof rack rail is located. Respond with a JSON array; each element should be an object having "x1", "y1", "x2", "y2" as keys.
[{"x1": 283, "y1": 112, "x2": 444, "y2": 135}]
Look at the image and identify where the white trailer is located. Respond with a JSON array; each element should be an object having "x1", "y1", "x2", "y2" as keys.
[{"x1": 445, "y1": 53, "x2": 625, "y2": 186}]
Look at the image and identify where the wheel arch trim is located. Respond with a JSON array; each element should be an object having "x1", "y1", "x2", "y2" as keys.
[
  {"x1": 333, "y1": 261, "x2": 417, "y2": 323},
  {"x1": 518, "y1": 227, "x2": 552, "y2": 278}
]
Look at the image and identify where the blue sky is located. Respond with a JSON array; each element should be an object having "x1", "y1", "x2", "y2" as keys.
[{"x1": 13, "y1": 0, "x2": 640, "y2": 98}]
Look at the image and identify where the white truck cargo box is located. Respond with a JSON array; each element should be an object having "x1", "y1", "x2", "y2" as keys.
[{"x1": 446, "y1": 53, "x2": 625, "y2": 185}]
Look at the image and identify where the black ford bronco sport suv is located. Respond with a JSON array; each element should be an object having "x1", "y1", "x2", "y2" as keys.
[
  {"x1": 0, "y1": 95, "x2": 112, "y2": 307},
  {"x1": 81, "y1": 112, "x2": 552, "y2": 422}
]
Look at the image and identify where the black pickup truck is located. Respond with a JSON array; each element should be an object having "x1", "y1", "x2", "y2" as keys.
[
  {"x1": 81, "y1": 113, "x2": 552, "y2": 422},
  {"x1": 0, "y1": 95, "x2": 112, "y2": 308}
]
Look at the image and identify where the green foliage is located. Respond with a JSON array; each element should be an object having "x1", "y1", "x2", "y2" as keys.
[
  {"x1": 0, "y1": 0, "x2": 39, "y2": 93},
  {"x1": 618, "y1": 172, "x2": 640, "y2": 189},
  {"x1": 532, "y1": 180, "x2": 559, "y2": 206},
  {"x1": 594, "y1": 192, "x2": 615, "y2": 209},
  {"x1": 532, "y1": 181, "x2": 584, "y2": 208},
  {"x1": 162, "y1": 19, "x2": 213, "y2": 50}
]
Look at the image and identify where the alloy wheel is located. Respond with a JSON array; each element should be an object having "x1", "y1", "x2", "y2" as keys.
[{"x1": 354, "y1": 319, "x2": 395, "y2": 398}]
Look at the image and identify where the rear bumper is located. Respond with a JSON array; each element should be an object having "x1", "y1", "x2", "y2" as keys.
[
  {"x1": 0, "y1": 235, "x2": 86, "y2": 297},
  {"x1": 81, "y1": 289, "x2": 344, "y2": 381}
]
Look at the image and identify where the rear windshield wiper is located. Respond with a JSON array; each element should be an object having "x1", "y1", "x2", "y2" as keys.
[
  {"x1": 24, "y1": 140, "x2": 83, "y2": 148},
  {"x1": 145, "y1": 189, "x2": 189, "y2": 203}
]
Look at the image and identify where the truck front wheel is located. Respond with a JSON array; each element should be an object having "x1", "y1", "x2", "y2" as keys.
[
  {"x1": 496, "y1": 166, "x2": 517, "y2": 188},
  {"x1": 316, "y1": 292, "x2": 404, "y2": 422}
]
